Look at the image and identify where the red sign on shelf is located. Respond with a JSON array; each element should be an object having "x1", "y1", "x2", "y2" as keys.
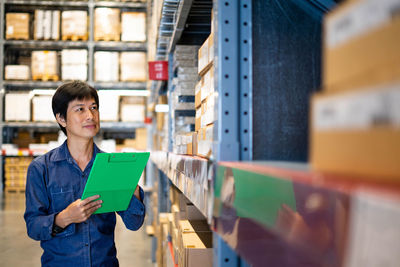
[{"x1": 148, "y1": 61, "x2": 169, "y2": 80}]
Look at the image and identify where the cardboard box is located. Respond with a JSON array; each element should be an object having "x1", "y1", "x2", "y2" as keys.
[
  {"x1": 95, "y1": 52, "x2": 119, "y2": 82},
  {"x1": 5, "y1": 93, "x2": 31, "y2": 121},
  {"x1": 134, "y1": 128, "x2": 147, "y2": 151},
  {"x1": 61, "y1": 64, "x2": 87, "y2": 81},
  {"x1": 178, "y1": 220, "x2": 212, "y2": 267},
  {"x1": 94, "y1": 8, "x2": 120, "y2": 41},
  {"x1": 208, "y1": 33, "x2": 214, "y2": 64},
  {"x1": 32, "y1": 95, "x2": 54, "y2": 121},
  {"x1": 62, "y1": 11, "x2": 87, "y2": 38},
  {"x1": 5, "y1": 65, "x2": 30, "y2": 80},
  {"x1": 121, "y1": 12, "x2": 146, "y2": 42},
  {"x1": 6, "y1": 13, "x2": 29, "y2": 40},
  {"x1": 120, "y1": 52, "x2": 147, "y2": 81},
  {"x1": 198, "y1": 37, "x2": 209, "y2": 75},
  {"x1": 31, "y1": 51, "x2": 58, "y2": 77},
  {"x1": 310, "y1": 84, "x2": 400, "y2": 181},
  {"x1": 98, "y1": 91, "x2": 119, "y2": 121},
  {"x1": 323, "y1": 0, "x2": 400, "y2": 92},
  {"x1": 185, "y1": 205, "x2": 205, "y2": 220}
]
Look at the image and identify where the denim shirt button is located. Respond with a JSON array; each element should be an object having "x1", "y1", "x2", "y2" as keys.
[{"x1": 85, "y1": 243, "x2": 89, "y2": 246}]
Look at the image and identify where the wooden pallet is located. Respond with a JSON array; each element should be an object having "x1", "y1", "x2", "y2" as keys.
[
  {"x1": 32, "y1": 74, "x2": 59, "y2": 82},
  {"x1": 6, "y1": 36, "x2": 29, "y2": 41},
  {"x1": 62, "y1": 35, "x2": 88, "y2": 42},
  {"x1": 94, "y1": 34, "x2": 120, "y2": 42},
  {"x1": 5, "y1": 186, "x2": 25, "y2": 193}
]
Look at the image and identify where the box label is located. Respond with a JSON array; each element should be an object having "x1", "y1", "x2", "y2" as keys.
[
  {"x1": 326, "y1": 0, "x2": 400, "y2": 48},
  {"x1": 314, "y1": 84, "x2": 400, "y2": 130}
]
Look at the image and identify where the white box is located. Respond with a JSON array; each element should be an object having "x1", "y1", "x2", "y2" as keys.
[
  {"x1": 62, "y1": 49, "x2": 88, "y2": 65},
  {"x1": 61, "y1": 64, "x2": 87, "y2": 81},
  {"x1": 95, "y1": 52, "x2": 119, "y2": 82},
  {"x1": 43, "y1": 10, "x2": 52, "y2": 40},
  {"x1": 5, "y1": 93, "x2": 31, "y2": 121},
  {"x1": 98, "y1": 91, "x2": 120, "y2": 121},
  {"x1": 121, "y1": 12, "x2": 146, "y2": 42},
  {"x1": 120, "y1": 52, "x2": 147, "y2": 81},
  {"x1": 34, "y1": 10, "x2": 44, "y2": 39},
  {"x1": 32, "y1": 95, "x2": 54, "y2": 122},
  {"x1": 52, "y1": 11, "x2": 60, "y2": 40},
  {"x1": 5, "y1": 65, "x2": 30, "y2": 80}
]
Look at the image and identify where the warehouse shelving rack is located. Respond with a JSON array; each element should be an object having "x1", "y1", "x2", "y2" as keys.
[
  {"x1": 0, "y1": 0, "x2": 149, "y2": 190},
  {"x1": 148, "y1": 0, "x2": 400, "y2": 266}
]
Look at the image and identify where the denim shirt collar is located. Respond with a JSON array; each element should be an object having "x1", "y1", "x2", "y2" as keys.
[{"x1": 50, "y1": 140, "x2": 102, "y2": 163}]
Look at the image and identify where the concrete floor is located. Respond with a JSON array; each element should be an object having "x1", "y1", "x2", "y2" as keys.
[{"x1": 0, "y1": 192, "x2": 153, "y2": 267}]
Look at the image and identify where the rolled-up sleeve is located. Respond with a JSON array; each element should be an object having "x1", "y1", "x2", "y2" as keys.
[
  {"x1": 117, "y1": 187, "x2": 145, "y2": 231},
  {"x1": 24, "y1": 161, "x2": 56, "y2": 241}
]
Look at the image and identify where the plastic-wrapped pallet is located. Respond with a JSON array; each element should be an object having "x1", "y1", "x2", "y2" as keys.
[
  {"x1": 61, "y1": 11, "x2": 87, "y2": 40},
  {"x1": 94, "y1": 51, "x2": 119, "y2": 82},
  {"x1": 121, "y1": 12, "x2": 146, "y2": 42},
  {"x1": 61, "y1": 49, "x2": 88, "y2": 81},
  {"x1": 31, "y1": 51, "x2": 58, "y2": 80},
  {"x1": 94, "y1": 8, "x2": 120, "y2": 41},
  {"x1": 5, "y1": 65, "x2": 30, "y2": 80}
]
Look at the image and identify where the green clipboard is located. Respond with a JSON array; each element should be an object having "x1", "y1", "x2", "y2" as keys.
[{"x1": 81, "y1": 152, "x2": 150, "y2": 214}]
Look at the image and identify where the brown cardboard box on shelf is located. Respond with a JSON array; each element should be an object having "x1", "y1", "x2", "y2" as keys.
[
  {"x1": 198, "y1": 37, "x2": 209, "y2": 75},
  {"x1": 61, "y1": 11, "x2": 87, "y2": 40},
  {"x1": 94, "y1": 8, "x2": 120, "y2": 41},
  {"x1": 323, "y1": 0, "x2": 400, "y2": 92},
  {"x1": 6, "y1": 13, "x2": 29, "y2": 40},
  {"x1": 177, "y1": 220, "x2": 212, "y2": 267},
  {"x1": 5, "y1": 65, "x2": 30, "y2": 80},
  {"x1": 310, "y1": 83, "x2": 400, "y2": 182},
  {"x1": 121, "y1": 12, "x2": 146, "y2": 42},
  {"x1": 120, "y1": 52, "x2": 147, "y2": 82},
  {"x1": 31, "y1": 51, "x2": 58, "y2": 78}
]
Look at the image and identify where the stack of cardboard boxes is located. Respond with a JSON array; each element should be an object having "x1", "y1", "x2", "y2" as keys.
[
  {"x1": 196, "y1": 31, "x2": 215, "y2": 158},
  {"x1": 155, "y1": 186, "x2": 212, "y2": 267},
  {"x1": 4, "y1": 157, "x2": 33, "y2": 192},
  {"x1": 31, "y1": 51, "x2": 59, "y2": 81},
  {"x1": 5, "y1": 13, "x2": 29, "y2": 40},
  {"x1": 61, "y1": 10, "x2": 88, "y2": 41},
  {"x1": 171, "y1": 45, "x2": 199, "y2": 155},
  {"x1": 94, "y1": 51, "x2": 119, "y2": 82},
  {"x1": 94, "y1": 8, "x2": 120, "y2": 41},
  {"x1": 310, "y1": 0, "x2": 400, "y2": 182}
]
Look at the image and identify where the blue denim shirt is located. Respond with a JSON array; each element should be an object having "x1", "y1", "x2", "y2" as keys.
[{"x1": 24, "y1": 141, "x2": 145, "y2": 267}]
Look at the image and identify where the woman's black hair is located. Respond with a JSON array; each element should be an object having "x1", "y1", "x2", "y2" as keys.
[{"x1": 52, "y1": 81, "x2": 99, "y2": 135}]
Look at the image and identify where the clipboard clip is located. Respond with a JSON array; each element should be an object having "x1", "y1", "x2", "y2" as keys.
[{"x1": 108, "y1": 154, "x2": 138, "y2": 163}]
